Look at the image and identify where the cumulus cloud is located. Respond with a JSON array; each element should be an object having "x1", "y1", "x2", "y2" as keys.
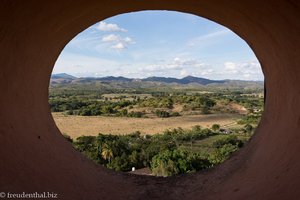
[
  {"x1": 224, "y1": 62, "x2": 237, "y2": 70},
  {"x1": 112, "y1": 42, "x2": 126, "y2": 49},
  {"x1": 198, "y1": 69, "x2": 214, "y2": 76},
  {"x1": 124, "y1": 37, "x2": 132, "y2": 43},
  {"x1": 102, "y1": 34, "x2": 120, "y2": 42},
  {"x1": 97, "y1": 21, "x2": 127, "y2": 32},
  {"x1": 224, "y1": 62, "x2": 238, "y2": 74},
  {"x1": 101, "y1": 34, "x2": 134, "y2": 50},
  {"x1": 138, "y1": 57, "x2": 207, "y2": 75},
  {"x1": 223, "y1": 60, "x2": 263, "y2": 80},
  {"x1": 180, "y1": 69, "x2": 189, "y2": 77}
]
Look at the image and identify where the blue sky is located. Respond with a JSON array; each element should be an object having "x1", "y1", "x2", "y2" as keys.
[{"x1": 53, "y1": 11, "x2": 264, "y2": 80}]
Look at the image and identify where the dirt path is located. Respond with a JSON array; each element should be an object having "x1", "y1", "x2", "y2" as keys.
[{"x1": 52, "y1": 112, "x2": 241, "y2": 139}]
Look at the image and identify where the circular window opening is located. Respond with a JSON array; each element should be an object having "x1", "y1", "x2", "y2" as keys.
[{"x1": 49, "y1": 10, "x2": 264, "y2": 177}]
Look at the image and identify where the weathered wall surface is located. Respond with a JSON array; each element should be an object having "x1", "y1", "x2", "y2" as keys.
[{"x1": 0, "y1": 0, "x2": 299, "y2": 199}]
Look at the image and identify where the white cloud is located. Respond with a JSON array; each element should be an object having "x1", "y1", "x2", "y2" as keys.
[
  {"x1": 112, "y1": 42, "x2": 126, "y2": 49},
  {"x1": 102, "y1": 34, "x2": 120, "y2": 42},
  {"x1": 97, "y1": 21, "x2": 127, "y2": 32},
  {"x1": 224, "y1": 62, "x2": 237, "y2": 70},
  {"x1": 140, "y1": 65, "x2": 165, "y2": 72},
  {"x1": 199, "y1": 69, "x2": 214, "y2": 76},
  {"x1": 167, "y1": 58, "x2": 206, "y2": 70},
  {"x1": 101, "y1": 34, "x2": 133, "y2": 50},
  {"x1": 223, "y1": 60, "x2": 263, "y2": 80},
  {"x1": 224, "y1": 62, "x2": 238, "y2": 74},
  {"x1": 180, "y1": 69, "x2": 189, "y2": 77},
  {"x1": 174, "y1": 57, "x2": 180, "y2": 63},
  {"x1": 138, "y1": 57, "x2": 207, "y2": 75},
  {"x1": 124, "y1": 37, "x2": 132, "y2": 43}
]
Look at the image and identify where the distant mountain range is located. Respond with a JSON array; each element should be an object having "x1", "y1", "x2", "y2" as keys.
[
  {"x1": 51, "y1": 73, "x2": 76, "y2": 79},
  {"x1": 50, "y1": 73, "x2": 263, "y2": 90}
]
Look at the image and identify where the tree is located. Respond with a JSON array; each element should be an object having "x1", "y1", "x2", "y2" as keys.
[
  {"x1": 79, "y1": 108, "x2": 92, "y2": 116},
  {"x1": 101, "y1": 105, "x2": 114, "y2": 114},
  {"x1": 209, "y1": 144, "x2": 238, "y2": 165},
  {"x1": 244, "y1": 124, "x2": 253, "y2": 133},
  {"x1": 201, "y1": 106, "x2": 210, "y2": 114},
  {"x1": 129, "y1": 150, "x2": 139, "y2": 166},
  {"x1": 155, "y1": 110, "x2": 170, "y2": 118},
  {"x1": 212, "y1": 124, "x2": 220, "y2": 132},
  {"x1": 120, "y1": 109, "x2": 128, "y2": 116},
  {"x1": 101, "y1": 143, "x2": 114, "y2": 163}
]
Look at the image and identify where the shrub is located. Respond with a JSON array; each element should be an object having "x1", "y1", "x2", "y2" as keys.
[
  {"x1": 128, "y1": 111, "x2": 144, "y2": 118},
  {"x1": 212, "y1": 135, "x2": 243, "y2": 148},
  {"x1": 151, "y1": 149, "x2": 211, "y2": 176},
  {"x1": 155, "y1": 110, "x2": 170, "y2": 118},
  {"x1": 211, "y1": 124, "x2": 220, "y2": 131},
  {"x1": 170, "y1": 112, "x2": 180, "y2": 117}
]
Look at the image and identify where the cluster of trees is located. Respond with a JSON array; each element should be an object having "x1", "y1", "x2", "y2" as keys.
[
  {"x1": 151, "y1": 149, "x2": 210, "y2": 176},
  {"x1": 175, "y1": 95, "x2": 216, "y2": 113},
  {"x1": 155, "y1": 110, "x2": 180, "y2": 118},
  {"x1": 50, "y1": 89, "x2": 264, "y2": 120},
  {"x1": 215, "y1": 92, "x2": 264, "y2": 114},
  {"x1": 151, "y1": 134, "x2": 244, "y2": 176},
  {"x1": 238, "y1": 114, "x2": 261, "y2": 125},
  {"x1": 49, "y1": 98, "x2": 142, "y2": 117},
  {"x1": 137, "y1": 94, "x2": 217, "y2": 115},
  {"x1": 50, "y1": 92, "x2": 219, "y2": 117},
  {"x1": 139, "y1": 97, "x2": 174, "y2": 109},
  {"x1": 209, "y1": 136, "x2": 242, "y2": 165},
  {"x1": 65, "y1": 126, "x2": 246, "y2": 176}
]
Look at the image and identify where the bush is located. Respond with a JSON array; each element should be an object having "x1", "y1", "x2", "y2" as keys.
[
  {"x1": 209, "y1": 144, "x2": 239, "y2": 165},
  {"x1": 151, "y1": 149, "x2": 211, "y2": 176},
  {"x1": 170, "y1": 112, "x2": 180, "y2": 117},
  {"x1": 155, "y1": 110, "x2": 170, "y2": 118},
  {"x1": 212, "y1": 135, "x2": 243, "y2": 148},
  {"x1": 79, "y1": 108, "x2": 92, "y2": 116},
  {"x1": 69, "y1": 126, "x2": 246, "y2": 176},
  {"x1": 211, "y1": 124, "x2": 220, "y2": 131},
  {"x1": 244, "y1": 124, "x2": 253, "y2": 133},
  {"x1": 127, "y1": 111, "x2": 144, "y2": 118},
  {"x1": 238, "y1": 114, "x2": 261, "y2": 125}
]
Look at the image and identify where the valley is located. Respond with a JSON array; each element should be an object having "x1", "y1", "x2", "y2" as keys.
[{"x1": 49, "y1": 74, "x2": 264, "y2": 176}]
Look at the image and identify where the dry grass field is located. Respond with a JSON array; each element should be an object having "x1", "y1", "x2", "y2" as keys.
[{"x1": 52, "y1": 112, "x2": 242, "y2": 139}]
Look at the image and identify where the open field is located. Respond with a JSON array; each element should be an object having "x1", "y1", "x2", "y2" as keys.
[
  {"x1": 180, "y1": 134, "x2": 228, "y2": 153},
  {"x1": 180, "y1": 133, "x2": 250, "y2": 153},
  {"x1": 52, "y1": 112, "x2": 242, "y2": 139}
]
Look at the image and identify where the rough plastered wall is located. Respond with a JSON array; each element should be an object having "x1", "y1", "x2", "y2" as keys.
[{"x1": 0, "y1": 0, "x2": 300, "y2": 199}]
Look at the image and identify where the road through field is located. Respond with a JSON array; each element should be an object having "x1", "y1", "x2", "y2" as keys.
[{"x1": 52, "y1": 112, "x2": 241, "y2": 139}]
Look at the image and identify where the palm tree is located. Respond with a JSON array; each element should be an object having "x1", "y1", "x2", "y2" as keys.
[{"x1": 101, "y1": 143, "x2": 114, "y2": 164}]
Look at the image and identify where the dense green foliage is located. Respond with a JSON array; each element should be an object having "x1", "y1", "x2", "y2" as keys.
[
  {"x1": 66, "y1": 126, "x2": 251, "y2": 176},
  {"x1": 151, "y1": 149, "x2": 210, "y2": 176},
  {"x1": 49, "y1": 88, "x2": 263, "y2": 119}
]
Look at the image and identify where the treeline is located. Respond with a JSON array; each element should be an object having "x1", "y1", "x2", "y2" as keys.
[
  {"x1": 49, "y1": 93, "x2": 218, "y2": 117},
  {"x1": 238, "y1": 114, "x2": 261, "y2": 125},
  {"x1": 65, "y1": 126, "x2": 248, "y2": 177},
  {"x1": 49, "y1": 98, "x2": 138, "y2": 116},
  {"x1": 49, "y1": 89, "x2": 264, "y2": 118},
  {"x1": 214, "y1": 93, "x2": 263, "y2": 114}
]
